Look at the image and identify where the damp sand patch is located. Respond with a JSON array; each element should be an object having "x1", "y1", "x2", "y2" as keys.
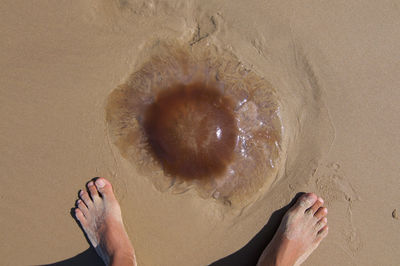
[{"x1": 105, "y1": 40, "x2": 334, "y2": 211}]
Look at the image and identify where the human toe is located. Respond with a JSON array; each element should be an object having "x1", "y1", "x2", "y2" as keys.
[
  {"x1": 87, "y1": 181, "x2": 100, "y2": 200},
  {"x1": 307, "y1": 197, "x2": 324, "y2": 215},
  {"x1": 294, "y1": 193, "x2": 318, "y2": 212},
  {"x1": 95, "y1": 178, "x2": 116, "y2": 200},
  {"x1": 76, "y1": 199, "x2": 89, "y2": 216},
  {"x1": 75, "y1": 208, "x2": 88, "y2": 226},
  {"x1": 79, "y1": 189, "x2": 94, "y2": 208},
  {"x1": 315, "y1": 217, "x2": 328, "y2": 231},
  {"x1": 314, "y1": 207, "x2": 328, "y2": 220},
  {"x1": 316, "y1": 225, "x2": 329, "y2": 242}
]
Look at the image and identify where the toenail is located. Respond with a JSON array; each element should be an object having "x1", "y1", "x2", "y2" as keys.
[
  {"x1": 95, "y1": 179, "x2": 105, "y2": 188},
  {"x1": 88, "y1": 181, "x2": 94, "y2": 187},
  {"x1": 318, "y1": 197, "x2": 324, "y2": 203},
  {"x1": 79, "y1": 190, "x2": 84, "y2": 196},
  {"x1": 305, "y1": 196, "x2": 314, "y2": 203}
]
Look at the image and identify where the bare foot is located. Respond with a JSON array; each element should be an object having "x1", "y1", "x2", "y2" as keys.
[
  {"x1": 74, "y1": 178, "x2": 136, "y2": 266},
  {"x1": 257, "y1": 193, "x2": 329, "y2": 266}
]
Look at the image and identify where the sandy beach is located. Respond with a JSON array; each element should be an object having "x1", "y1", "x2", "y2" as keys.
[{"x1": 1, "y1": 1, "x2": 399, "y2": 265}]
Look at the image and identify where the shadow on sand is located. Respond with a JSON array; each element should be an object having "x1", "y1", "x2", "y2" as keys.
[{"x1": 44, "y1": 193, "x2": 303, "y2": 266}]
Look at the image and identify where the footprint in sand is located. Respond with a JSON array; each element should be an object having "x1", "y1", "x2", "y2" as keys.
[{"x1": 392, "y1": 209, "x2": 399, "y2": 220}]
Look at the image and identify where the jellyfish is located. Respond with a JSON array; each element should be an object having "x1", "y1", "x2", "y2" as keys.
[{"x1": 105, "y1": 41, "x2": 284, "y2": 207}]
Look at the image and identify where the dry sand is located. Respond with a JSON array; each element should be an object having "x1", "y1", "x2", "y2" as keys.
[{"x1": 1, "y1": 1, "x2": 399, "y2": 265}]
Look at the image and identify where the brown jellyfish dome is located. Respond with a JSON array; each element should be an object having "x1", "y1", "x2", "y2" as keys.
[
  {"x1": 143, "y1": 83, "x2": 238, "y2": 180},
  {"x1": 105, "y1": 41, "x2": 284, "y2": 207}
]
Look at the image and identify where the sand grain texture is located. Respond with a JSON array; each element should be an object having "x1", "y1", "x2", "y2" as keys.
[{"x1": 1, "y1": 1, "x2": 399, "y2": 266}]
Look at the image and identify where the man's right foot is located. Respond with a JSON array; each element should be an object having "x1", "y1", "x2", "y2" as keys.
[
  {"x1": 74, "y1": 178, "x2": 136, "y2": 266},
  {"x1": 257, "y1": 193, "x2": 329, "y2": 266}
]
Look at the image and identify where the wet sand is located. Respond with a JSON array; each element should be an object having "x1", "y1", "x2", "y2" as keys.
[{"x1": 1, "y1": 1, "x2": 399, "y2": 265}]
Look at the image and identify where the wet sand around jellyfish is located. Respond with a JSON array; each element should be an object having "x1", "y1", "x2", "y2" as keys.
[
  {"x1": 106, "y1": 39, "x2": 334, "y2": 212},
  {"x1": 106, "y1": 41, "x2": 284, "y2": 208}
]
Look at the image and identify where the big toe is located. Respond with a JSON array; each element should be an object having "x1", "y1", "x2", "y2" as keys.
[
  {"x1": 294, "y1": 193, "x2": 318, "y2": 212},
  {"x1": 95, "y1": 178, "x2": 115, "y2": 200}
]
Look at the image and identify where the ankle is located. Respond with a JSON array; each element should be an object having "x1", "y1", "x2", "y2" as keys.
[
  {"x1": 111, "y1": 249, "x2": 136, "y2": 266},
  {"x1": 257, "y1": 244, "x2": 280, "y2": 266},
  {"x1": 274, "y1": 240, "x2": 298, "y2": 266},
  {"x1": 258, "y1": 237, "x2": 297, "y2": 266}
]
